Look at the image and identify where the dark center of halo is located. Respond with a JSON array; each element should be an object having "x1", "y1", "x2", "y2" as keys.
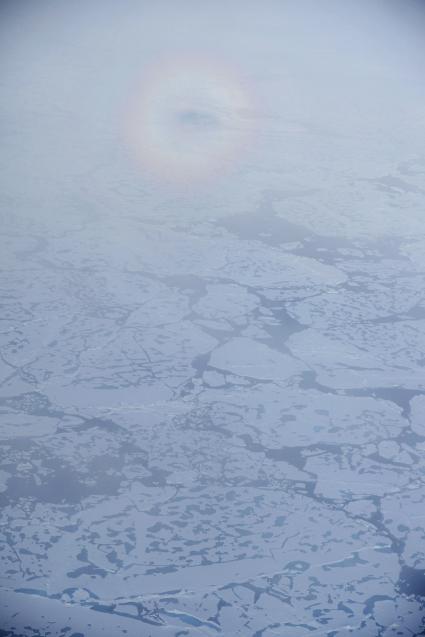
[{"x1": 175, "y1": 109, "x2": 219, "y2": 129}]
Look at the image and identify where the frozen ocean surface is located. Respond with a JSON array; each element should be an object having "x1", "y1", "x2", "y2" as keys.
[{"x1": 1, "y1": 1, "x2": 425, "y2": 635}]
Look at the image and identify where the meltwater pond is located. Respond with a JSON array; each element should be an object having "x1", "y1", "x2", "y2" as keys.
[{"x1": 1, "y1": 1, "x2": 425, "y2": 635}]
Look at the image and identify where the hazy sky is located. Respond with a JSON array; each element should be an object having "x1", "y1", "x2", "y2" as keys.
[{"x1": 1, "y1": 0, "x2": 425, "y2": 236}]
